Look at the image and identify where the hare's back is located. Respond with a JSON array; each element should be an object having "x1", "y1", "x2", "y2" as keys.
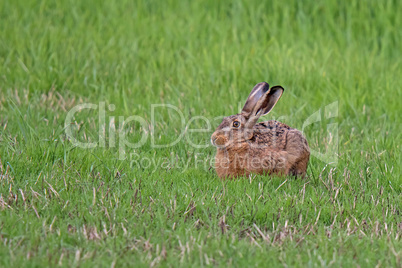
[
  {"x1": 252, "y1": 120, "x2": 293, "y2": 150},
  {"x1": 256, "y1": 120, "x2": 292, "y2": 130}
]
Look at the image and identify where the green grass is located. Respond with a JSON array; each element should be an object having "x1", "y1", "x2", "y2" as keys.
[{"x1": 0, "y1": 0, "x2": 401, "y2": 267}]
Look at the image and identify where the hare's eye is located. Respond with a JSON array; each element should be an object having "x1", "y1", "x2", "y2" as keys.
[{"x1": 232, "y1": 121, "x2": 240, "y2": 128}]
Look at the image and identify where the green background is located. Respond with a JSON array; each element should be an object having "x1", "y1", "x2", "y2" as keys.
[{"x1": 0, "y1": 0, "x2": 400, "y2": 267}]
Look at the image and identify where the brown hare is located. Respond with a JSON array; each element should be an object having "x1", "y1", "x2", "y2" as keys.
[{"x1": 211, "y1": 82, "x2": 310, "y2": 178}]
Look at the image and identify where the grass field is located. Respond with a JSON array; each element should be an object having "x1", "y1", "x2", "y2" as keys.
[{"x1": 0, "y1": 0, "x2": 401, "y2": 267}]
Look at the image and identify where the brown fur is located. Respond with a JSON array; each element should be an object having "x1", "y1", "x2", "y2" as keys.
[{"x1": 211, "y1": 82, "x2": 310, "y2": 179}]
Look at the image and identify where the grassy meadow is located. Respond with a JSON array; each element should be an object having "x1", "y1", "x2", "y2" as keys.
[{"x1": 0, "y1": 0, "x2": 401, "y2": 267}]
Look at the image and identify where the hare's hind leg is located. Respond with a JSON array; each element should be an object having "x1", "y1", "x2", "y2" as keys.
[
  {"x1": 288, "y1": 155, "x2": 309, "y2": 178},
  {"x1": 259, "y1": 150, "x2": 289, "y2": 176},
  {"x1": 284, "y1": 130, "x2": 310, "y2": 178}
]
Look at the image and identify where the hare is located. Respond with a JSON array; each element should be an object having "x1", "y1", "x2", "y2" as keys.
[{"x1": 211, "y1": 82, "x2": 309, "y2": 178}]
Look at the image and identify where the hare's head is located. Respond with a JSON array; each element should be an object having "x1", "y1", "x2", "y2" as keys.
[{"x1": 211, "y1": 82, "x2": 284, "y2": 148}]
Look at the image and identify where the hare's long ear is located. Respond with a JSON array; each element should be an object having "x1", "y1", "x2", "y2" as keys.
[
  {"x1": 255, "y1": 85, "x2": 284, "y2": 116},
  {"x1": 241, "y1": 82, "x2": 270, "y2": 117},
  {"x1": 242, "y1": 84, "x2": 284, "y2": 127}
]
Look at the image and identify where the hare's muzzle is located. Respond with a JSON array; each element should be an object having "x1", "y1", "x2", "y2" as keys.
[{"x1": 211, "y1": 131, "x2": 228, "y2": 147}]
